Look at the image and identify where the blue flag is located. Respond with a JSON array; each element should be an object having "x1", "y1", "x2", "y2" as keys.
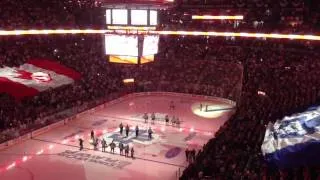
[{"x1": 261, "y1": 106, "x2": 320, "y2": 168}]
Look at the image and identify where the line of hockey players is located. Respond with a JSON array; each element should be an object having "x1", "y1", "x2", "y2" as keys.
[
  {"x1": 79, "y1": 125, "x2": 154, "y2": 159},
  {"x1": 143, "y1": 112, "x2": 181, "y2": 127},
  {"x1": 118, "y1": 123, "x2": 153, "y2": 139},
  {"x1": 199, "y1": 103, "x2": 215, "y2": 112}
]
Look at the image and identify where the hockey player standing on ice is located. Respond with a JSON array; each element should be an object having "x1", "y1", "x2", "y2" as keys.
[
  {"x1": 165, "y1": 114, "x2": 169, "y2": 125},
  {"x1": 90, "y1": 130, "x2": 94, "y2": 140},
  {"x1": 171, "y1": 116, "x2": 176, "y2": 126},
  {"x1": 79, "y1": 138, "x2": 84, "y2": 151},
  {"x1": 125, "y1": 145, "x2": 129, "y2": 157},
  {"x1": 110, "y1": 140, "x2": 116, "y2": 154},
  {"x1": 169, "y1": 101, "x2": 175, "y2": 110},
  {"x1": 119, "y1": 142, "x2": 124, "y2": 155},
  {"x1": 119, "y1": 122, "x2": 123, "y2": 135},
  {"x1": 94, "y1": 138, "x2": 99, "y2": 151},
  {"x1": 176, "y1": 117, "x2": 180, "y2": 127},
  {"x1": 151, "y1": 112, "x2": 156, "y2": 124},
  {"x1": 148, "y1": 127, "x2": 153, "y2": 139},
  {"x1": 101, "y1": 138, "x2": 107, "y2": 152},
  {"x1": 131, "y1": 147, "x2": 134, "y2": 159},
  {"x1": 135, "y1": 125, "x2": 139, "y2": 137},
  {"x1": 125, "y1": 124, "x2": 130, "y2": 137},
  {"x1": 143, "y1": 113, "x2": 148, "y2": 123}
]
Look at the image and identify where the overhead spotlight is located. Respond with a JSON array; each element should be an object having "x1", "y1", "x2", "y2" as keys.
[
  {"x1": 48, "y1": 145, "x2": 54, "y2": 149},
  {"x1": 161, "y1": 127, "x2": 165, "y2": 132},
  {"x1": 179, "y1": 128, "x2": 183, "y2": 132},
  {"x1": 190, "y1": 127, "x2": 194, "y2": 132}
]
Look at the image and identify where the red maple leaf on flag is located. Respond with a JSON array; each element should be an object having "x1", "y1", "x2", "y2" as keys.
[
  {"x1": 14, "y1": 70, "x2": 33, "y2": 80},
  {"x1": 14, "y1": 70, "x2": 52, "y2": 83}
]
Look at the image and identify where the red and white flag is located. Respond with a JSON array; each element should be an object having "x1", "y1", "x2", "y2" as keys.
[{"x1": 0, "y1": 59, "x2": 81, "y2": 99}]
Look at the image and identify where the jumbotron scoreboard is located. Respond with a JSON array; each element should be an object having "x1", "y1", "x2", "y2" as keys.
[{"x1": 102, "y1": 0, "x2": 173, "y2": 64}]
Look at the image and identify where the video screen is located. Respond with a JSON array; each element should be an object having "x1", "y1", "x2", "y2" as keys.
[
  {"x1": 141, "y1": 55, "x2": 154, "y2": 64},
  {"x1": 109, "y1": 56, "x2": 139, "y2": 64},
  {"x1": 150, "y1": 10, "x2": 158, "y2": 25},
  {"x1": 112, "y1": 9, "x2": 128, "y2": 25},
  {"x1": 131, "y1": 10, "x2": 148, "y2": 25},
  {"x1": 109, "y1": 55, "x2": 154, "y2": 64},
  {"x1": 106, "y1": 8, "x2": 157, "y2": 26},
  {"x1": 106, "y1": 9, "x2": 111, "y2": 24},
  {"x1": 142, "y1": 35, "x2": 159, "y2": 56},
  {"x1": 105, "y1": 35, "x2": 138, "y2": 56}
]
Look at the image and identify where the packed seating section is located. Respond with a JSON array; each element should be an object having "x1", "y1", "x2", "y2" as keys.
[{"x1": 0, "y1": 0, "x2": 320, "y2": 179}]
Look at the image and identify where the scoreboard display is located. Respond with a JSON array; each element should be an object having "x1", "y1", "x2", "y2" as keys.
[
  {"x1": 142, "y1": 35, "x2": 159, "y2": 56},
  {"x1": 104, "y1": 5, "x2": 162, "y2": 64},
  {"x1": 104, "y1": 34, "x2": 159, "y2": 64},
  {"x1": 106, "y1": 9, "x2": 158, "y2": 26},
  {"x1": 104, "y1": 34, "x2": 138, "y2": 56}
]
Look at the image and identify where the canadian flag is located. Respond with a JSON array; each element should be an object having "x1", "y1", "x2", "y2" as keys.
[{"x1": 0, "y1": 59, "x2": 81, "y2": 99}]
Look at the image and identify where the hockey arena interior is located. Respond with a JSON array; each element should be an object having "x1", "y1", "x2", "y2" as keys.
[{"x1": 0, "y1": 0, "x2": 320, "y2": 180}]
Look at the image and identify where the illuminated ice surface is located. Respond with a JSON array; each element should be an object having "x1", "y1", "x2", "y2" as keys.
[{"x1": 0, "y1": 94, "x2": 235, "y2": 180}]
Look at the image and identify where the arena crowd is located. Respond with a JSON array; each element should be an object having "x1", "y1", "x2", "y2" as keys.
[{"x1": 0, "y1": 0, "x2": 320, "y2": 179}]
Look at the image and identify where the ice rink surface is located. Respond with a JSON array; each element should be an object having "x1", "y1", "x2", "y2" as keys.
[{"x1": 0, "y1": 93, "x2": 235, "y2": 180}]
